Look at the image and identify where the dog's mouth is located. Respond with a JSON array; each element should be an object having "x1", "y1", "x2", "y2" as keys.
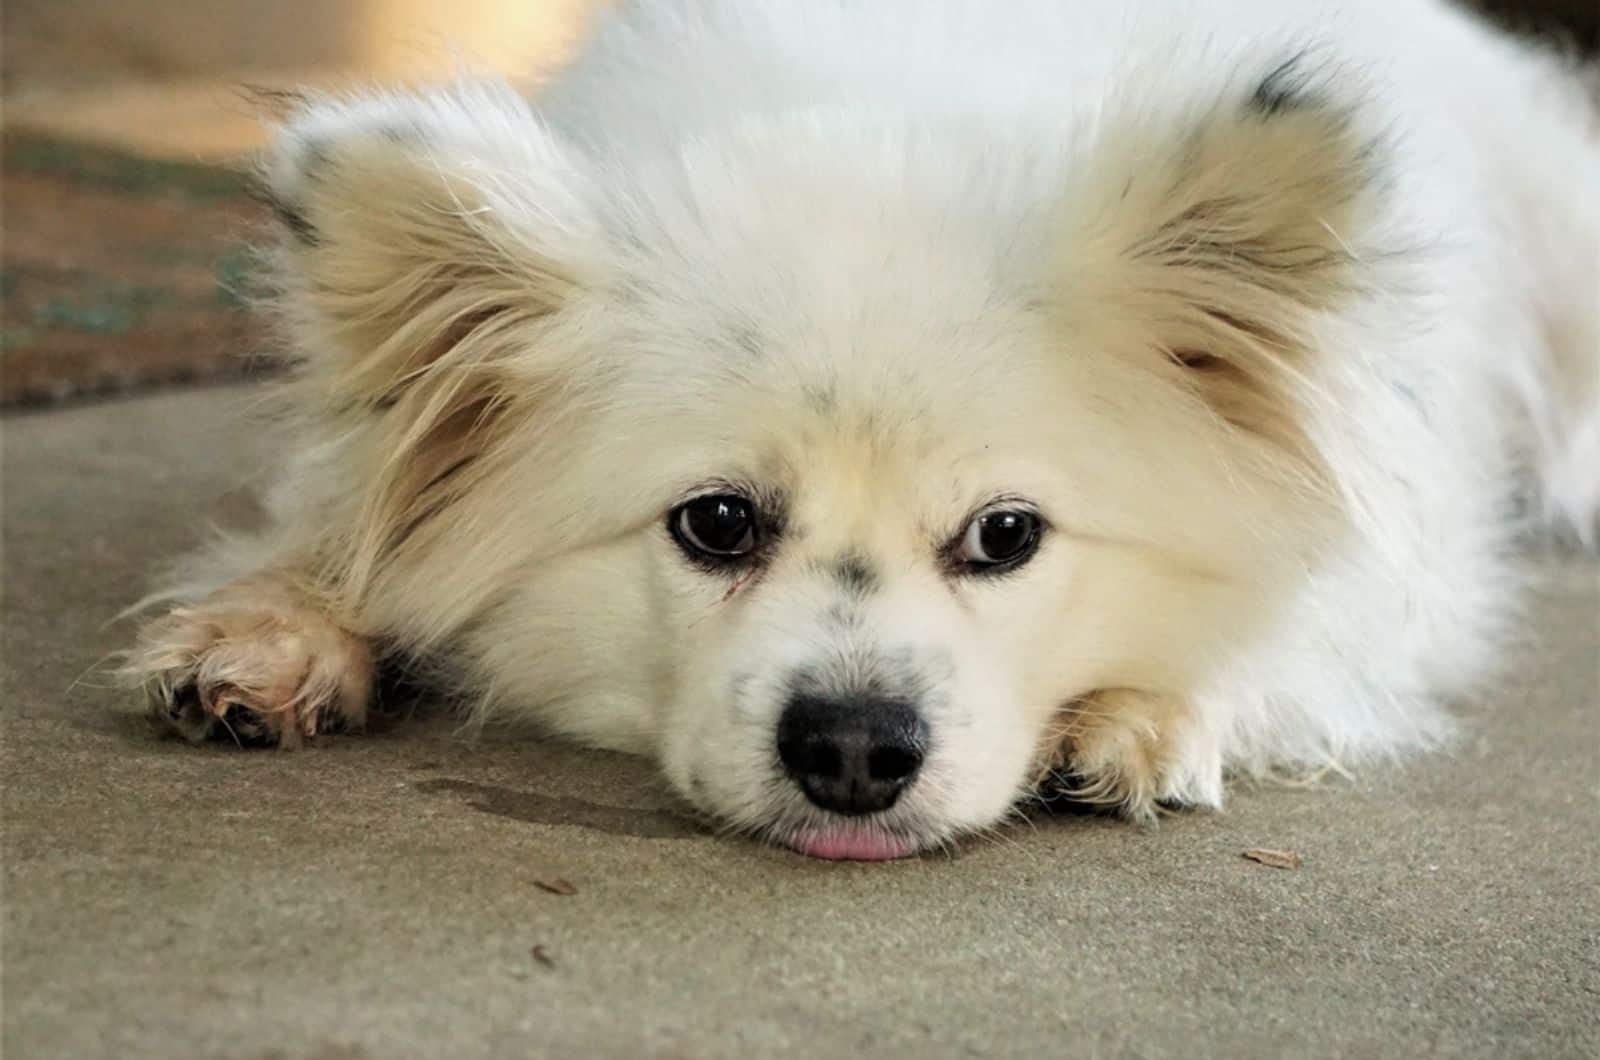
[{"x1": 778, "y1": 822, "x2": 921, "y2": 861}]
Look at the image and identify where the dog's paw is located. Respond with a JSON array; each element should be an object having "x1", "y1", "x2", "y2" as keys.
[
  {"x1": 1038, "y1": 689, "x2": 1211, "y2": 821},
  {"x1": 127, "y1": 584, "x2": 373, "y2": 749}
]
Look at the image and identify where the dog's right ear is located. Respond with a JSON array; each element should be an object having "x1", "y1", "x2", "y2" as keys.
[
  {"x1": 1049, "y1": 54, "x2": 1405, "y2": 489},
  {"x1": 260, "y1": 81, "x2": 594, "y2": 408}
]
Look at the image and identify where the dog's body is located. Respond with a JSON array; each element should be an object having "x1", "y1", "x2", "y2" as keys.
[{"x1": 130, "y1": 0, "x2": 1599, "y2": 859}]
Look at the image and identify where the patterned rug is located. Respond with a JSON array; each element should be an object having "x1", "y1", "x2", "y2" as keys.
[{"x1": 2, "y1": 133, "x2": 274, "y2": 406}]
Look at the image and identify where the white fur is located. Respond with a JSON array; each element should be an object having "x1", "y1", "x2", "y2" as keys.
[{"x1": 132, "y1": 0, "x2": 1598, "y2": 855}]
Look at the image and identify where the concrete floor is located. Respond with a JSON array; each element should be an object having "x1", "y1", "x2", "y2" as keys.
[{"x1": 3, "y1": 385, "x2": 1598, "y2": 1058}]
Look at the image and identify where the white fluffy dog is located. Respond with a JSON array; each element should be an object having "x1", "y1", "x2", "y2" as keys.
[{"x1": 128, "y1": 0, "x2": 1599, "y2": 859}]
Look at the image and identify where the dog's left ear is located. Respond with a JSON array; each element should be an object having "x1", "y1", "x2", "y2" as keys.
[{"x1": 1055, "y1": 56, "x2": 1396, "y2": 463}]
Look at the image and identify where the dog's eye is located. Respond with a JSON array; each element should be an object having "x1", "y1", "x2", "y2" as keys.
[
  {"x1": 672, "y1": 494, "x2": 758, "y2": 561},
  {"x1": 954, "y1": 508, "x2": 1041, "y2": 572}
]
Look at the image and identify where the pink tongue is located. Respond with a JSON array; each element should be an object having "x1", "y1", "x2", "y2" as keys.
[{"x1": 787, "y1": 828, "x2": 916, "y2": 861}]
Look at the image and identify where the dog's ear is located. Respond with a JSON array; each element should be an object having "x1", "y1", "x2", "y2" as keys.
[
  {"x1": 1055, "y1": 55, "x2": 1398, "y2": 471},
  {"x1": 258, "y1": 82, "x2": 598, "y2": 595},
  {"x1": 261, "y1": 81, "x2": 593, "y2": 408}
]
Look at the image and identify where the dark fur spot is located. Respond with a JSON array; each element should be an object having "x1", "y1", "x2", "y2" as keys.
[
  {"x1": 803, "y1": 383, "x2": 838, "y2": 414},
  {"x1": 1171, "y1": 349, "x2": 1227, "y2": 372},
  {"x1": 1249, "y1": 50, "x2": 1323, "y2": 117},
  {"x1": 254, "y1": 138, "x2": 339, "y2": 246},
  {"x1": 823, "y1": 600, "x2": 858, "y2": 630},
  {"x1": 727, "y1": 323, "x2": 764, "y2": 358},
  {"x1": 832, "y1": 553, "x2": 878, "y2": 597},
  {"x1": 253, "y1": 183, "x2": 318, "y2": 246}
]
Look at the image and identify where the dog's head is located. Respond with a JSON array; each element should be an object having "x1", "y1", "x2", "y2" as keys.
[{"x1": 264, "y1": 63, "x2": 1395, "y2": 857}]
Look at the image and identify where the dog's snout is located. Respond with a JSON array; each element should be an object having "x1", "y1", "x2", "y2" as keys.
[{"x1": 777, "y1": 694, "x2": 927, "y2": 815}]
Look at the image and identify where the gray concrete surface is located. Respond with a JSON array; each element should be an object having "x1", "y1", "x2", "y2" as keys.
[{"x1": 4, "y1": 385, "x2": 1598, "y2": 1059}]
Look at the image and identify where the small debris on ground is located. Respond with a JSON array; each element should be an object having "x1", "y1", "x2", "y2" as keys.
[
  {"x1": 534, "y1": 878, "x2": 578, "y2": 896},
  {"x1": 1242, "y1": 847, "x2": 1303, "y2": 869},
  {"x1": 531, "y1": 945, "x2": 556, "y2": 969}
]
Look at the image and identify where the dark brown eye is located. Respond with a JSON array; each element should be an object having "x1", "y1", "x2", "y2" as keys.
[
  {"x1": 955, "y1": 508, "x2": 1041, "y2": 572},
  {"x1": 672, "y1": 494, "x2": 758, "y2": 561}
]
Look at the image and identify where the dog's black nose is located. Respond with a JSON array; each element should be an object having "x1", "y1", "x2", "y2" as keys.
[{"x1": 776, "y1": 695, "x2": 927, "y2": 815}]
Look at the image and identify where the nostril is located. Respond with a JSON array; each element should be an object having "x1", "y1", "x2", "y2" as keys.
[
  {"x1": 777, "y1": 709, "x2": 844, "y2": 781},
  {"x1": 867, "y1": 743, "x2": 922, "y2": 782},
  {"x1": 788, "y1": 737, "x2": 843, "y2": 780}
]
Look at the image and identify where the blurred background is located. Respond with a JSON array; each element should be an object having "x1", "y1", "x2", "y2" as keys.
[{"x1": 2, "y1": 0, "x2": 1595, "y2": 406}]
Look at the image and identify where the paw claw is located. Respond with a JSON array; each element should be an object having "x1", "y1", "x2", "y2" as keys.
[
  {"x1": 169, "y1": 683, "x2": 201, "y2": 720},
  {"x1": 219, "y1": 702, "x2": 277, "y2": 748},
  {"x1": 154, "y1": 682, "x2": 216, "y2": 743}
]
